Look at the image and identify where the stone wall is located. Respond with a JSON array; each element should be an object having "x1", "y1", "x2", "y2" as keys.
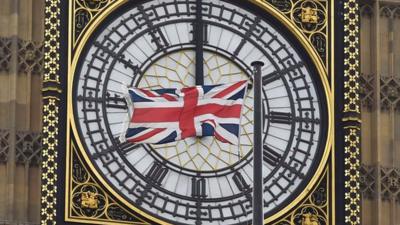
[
  {"x1": 0, "y1": 0, "x2": 44, "y2": 224},
  {"x1": 360, "y1": 0, "x2": 400, "y2": 224}
]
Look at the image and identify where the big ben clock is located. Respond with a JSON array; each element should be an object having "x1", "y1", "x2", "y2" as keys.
[{"x1": 41, "y1": 0, "x2": 362, "y2": 225}]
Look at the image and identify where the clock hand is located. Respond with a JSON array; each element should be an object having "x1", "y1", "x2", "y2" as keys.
[{"x1": 195, "y1": 0, "x2": 204, "y2": 85}]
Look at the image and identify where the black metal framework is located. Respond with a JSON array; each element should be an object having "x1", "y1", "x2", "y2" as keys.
[{"x1": 70, "y1": 0, "x2": 329, "y2": 224}]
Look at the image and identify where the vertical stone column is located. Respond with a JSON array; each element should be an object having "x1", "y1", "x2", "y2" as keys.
[
  {"x1": 6, "y1": 0, "x2": 19, "y2": 222},
  {"x1": 372, "y1": 2, "x2": 382, "y2": 225}
]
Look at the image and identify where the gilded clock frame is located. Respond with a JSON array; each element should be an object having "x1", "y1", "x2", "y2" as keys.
[
  {"x1": 40, "y1": 0, "x2": 361, "y2": 225},
  {"x1": 70, "y1": 0, "x2": 332, "y2": 223}
]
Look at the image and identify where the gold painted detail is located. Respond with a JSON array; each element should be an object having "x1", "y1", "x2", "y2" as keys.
[
  {"x1": 302, "y1": 7, "x2": 319, "y2": 24},
  {"x1": 81, "y1": 191, "x2": 100, "y2": 209},
  {"x1": 41, "y1": 0, "x2": 61, "y2": 224},
  {"x1": 43, "y1": 0, "x2": 61, "y2": 84},
  {"x1": 343, "y1": 128, "x2": 361, "y2": 225},
  {"x1": 271, "y1": 168, "x2": 329, "y2": 225},
  {"x1": 292, "y1": 1, "x2": 326, "y2": 33},
  {"x1": 73, "y1": 184, "x2": 106, "y2": 217},
  {"x1": 73, "y1": 0, "x2": 115, "y2": 46},
  {"x1": 69, "y1": 143, "x2": 149, "y2": 224},
  {"x1": 343, "y1": 0, "x2": 361, "y2": 114},
  {"x1": 342, "y1": 117, "x2": 362, "y2": 124},
  {"x1": 343, "y1": 0, "x2": 361, "y2": 224},
  {"x1": 302, "y1": 213, "x2": 320, "y2": 225},
  {"x1": 41, "y1": 97, "x2": 60, "y2": 225},
  {"x1": 264, "y1": 0, "x2": 328, "y2": 66}
]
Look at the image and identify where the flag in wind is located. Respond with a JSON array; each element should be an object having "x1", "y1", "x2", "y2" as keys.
[{"x1": 120, "y1": 80, "x2": 248, "y2": 145}]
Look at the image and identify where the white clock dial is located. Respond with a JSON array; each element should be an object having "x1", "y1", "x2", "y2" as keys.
[{"x1": 72, "y1": 0, "x2": 328, "y2": 224}]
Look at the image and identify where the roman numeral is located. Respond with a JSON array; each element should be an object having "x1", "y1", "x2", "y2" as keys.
[
  {"x1": 87, "y1": 64, "x2": 105, "y2": 73},
  {"x1": 105, "y1": 92, "x2": 127, "y2": 109},
  {"x1": 263, "y1": 145, "x2": 282, "y2": 166},
  {"x1": 94, "y1": 42, "x2": 140, "y2": 74},
  {"x1": 267, "y1": 111, "x2": 293, "y2": 125},
  {"x1": 233, "y1": 17, "x2": 261, "y2": 56},
  {"x1": 92, "y1": 144, "x2": 112, "y2": 160},
  {"x1": 137, "y1": 5, "x2": 169, "y2": 51},
  {"x1": 191, "y1": 177, "x2": 207, "y2": 198},
  {"x1": 294, "y1": 111, "x2": 320, "y2": 128},
  {"x1": 281, "y1": 163, "x2": 305, "y2": 179},
  {"x1": 232, "y1": 172, "x2": 250, "y2": 192},
  {"x1": 146, "y1": 162, "x2": 168, "y2": 185},
  {"x1": 77, "y1": 91, "x2": 127, "y2": 110}
]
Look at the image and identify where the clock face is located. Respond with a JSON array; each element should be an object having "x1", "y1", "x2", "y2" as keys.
[{"x1": 72, "y1": 0, "x2": 329, "y2": 224}]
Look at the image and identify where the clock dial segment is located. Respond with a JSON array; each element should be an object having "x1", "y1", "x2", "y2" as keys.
[{"x1": 72, "y1": 0, "x2": 328, "y2": 224}]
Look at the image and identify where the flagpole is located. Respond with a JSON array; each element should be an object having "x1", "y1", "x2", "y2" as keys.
[
  {"x1": 195, "y1": 0, "x2": 204, "y2": 85},
  {"x1": 251, "y1": 61, "x2": 264, "y2": 225}
]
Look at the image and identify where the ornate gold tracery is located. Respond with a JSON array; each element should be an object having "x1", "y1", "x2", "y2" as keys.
[{"x1": 264, "y1": 0, "x2": 328, "y2": 67}]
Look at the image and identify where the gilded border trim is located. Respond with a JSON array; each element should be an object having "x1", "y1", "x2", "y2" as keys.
[
  {"x1": 343, "y1": 0, "x2": 361, "y2": 224},
  {"x1": 39, "y1": 0, "x2": 345, "y2": 224},
  {"x1": 41, "y1": 0, "x2": 61, "y2": 224}
]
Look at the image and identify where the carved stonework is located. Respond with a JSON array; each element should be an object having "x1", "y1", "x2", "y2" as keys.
[
  {"x1": 360, "y1": 4, "x2": 373, "y2": 18},
  {"x1": 356, "y1": 74, "x2": 400, "y2": 110},
  {"x1": 15, "y1": 131, "x2": 42, "y2": 166},
  {"x1": 359, "y1": 165, "x2": 400, "y2": 202},
  {"x1": 0, "y1": 130, "x2": 42, "y2": 166},
  {"x1": 18, "y1": 39, "x2": 44, "y2": 74},
  {"x1": 360, "y1": 164, "x2": 376, "y2": 199},
  {"x1": 381, "y1": 167, "x2": 400, "y2": 201},
  {"x1": 360, "y1": 74, "x2": 374, "y2": 109},
  {"x1": 0, "y1": 130, "x2": 10, "y2": 164},
  {"x1": 380, "y1": 5, "x2": 400, "y2": 18},
  {"x1": 0, "y1": 37, "x2": 12, "y2": 72},
  {"x1": 380, "y1": 76, "x2": 400, "y2": 110},
  {"x1": 0, "y1": 37, "x2": 44, "y2": 74}
]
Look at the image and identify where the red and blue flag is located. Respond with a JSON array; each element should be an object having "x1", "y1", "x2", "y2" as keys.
[{"x1": 120, "y1": 80, "x2": 248, "y2": 145}]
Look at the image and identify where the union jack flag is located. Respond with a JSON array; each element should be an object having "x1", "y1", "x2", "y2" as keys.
[{"x1": 120, "y1": 80, "x2": 248, "y2": 145}]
